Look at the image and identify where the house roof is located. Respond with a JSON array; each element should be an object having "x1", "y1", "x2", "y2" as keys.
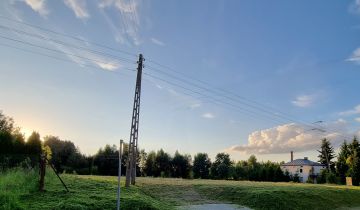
[{"x1": 281, "y1": 159, "x2": 325, "y2": 166}]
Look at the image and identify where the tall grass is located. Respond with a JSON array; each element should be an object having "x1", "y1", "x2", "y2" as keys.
[{"x1": 0, "y1": 167, "x2": 57, "y2": 210}]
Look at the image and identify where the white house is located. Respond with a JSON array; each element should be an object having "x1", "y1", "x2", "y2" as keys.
[{"x1": 280, "y1": 151, "x2": 326, "y2": 183}]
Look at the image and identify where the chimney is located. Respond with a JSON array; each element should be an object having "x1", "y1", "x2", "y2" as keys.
[
  {"x1": 304, "y1": 157, "x2": 308, "y2": 160},
  {"x1": 291, "y1": 151, "x2": 293, "y2": 162}
]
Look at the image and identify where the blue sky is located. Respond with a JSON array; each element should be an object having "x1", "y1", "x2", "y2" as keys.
[{"x1": 0, "y1": 0, "x2": 360, "y2": 162}]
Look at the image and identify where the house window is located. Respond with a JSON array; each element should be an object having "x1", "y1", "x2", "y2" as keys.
[{"x1": 300, "y1": 169, "x2": 303, "y2": 173}]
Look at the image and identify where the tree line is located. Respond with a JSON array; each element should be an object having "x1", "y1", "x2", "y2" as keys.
[
  {"x1": 318, "y1": 137, "x2": 360, "y2": 185},
  {"x1": 1, "y1": 111, "x2": 360, "y2": 185},
  {"x1": 0, "y1": 111, "x2": 290, "y2": 181}
]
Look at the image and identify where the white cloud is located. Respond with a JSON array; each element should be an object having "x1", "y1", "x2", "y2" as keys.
[
  {"x1": 93, "y1": 61, "x2": 120, "y2": 71},
  {"x1": 150, "y1": 38, "x2": 165, "y2": 46},
  {"x1": 346, "y1": 47, "x2": 360, "y2": 64},
  {"x1": 155, "y1": 84, "x2": 163, "y2": 89},
  {"x1": 190, "y1": 103, "x2": 201, "y2": 109},
  {"x1": 226, "y1": 120, "x2": 350, "y2": 154},
  {"x1": 339, "y1": 104, "x2": 360, "y2": 116},
  {"x1": 355, "y1": 117, "x2": 360, "y2": 123},
  {"x1": 349, "y1": 0, "x2": 360, "y2": 15},
  {"x1": 64, "y1": 0, "x2": 90, "y2": 19},
  {"x1": 99, "y1": 0, "x2": 141, "y2": 46},
  {"x1": 22, "y1": 0, "x2": 49, "y2": 16},
  {"x1": 292, "y1": 94, "x2": 316, "y2": 107},
  {"x1": 202, "y1": 113, "x2": 215, "y2": 119}
]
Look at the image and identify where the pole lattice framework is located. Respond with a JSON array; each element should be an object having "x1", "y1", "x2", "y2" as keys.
[{"x1": 125, "y1": 54, "x2": 144, "y2": 187}]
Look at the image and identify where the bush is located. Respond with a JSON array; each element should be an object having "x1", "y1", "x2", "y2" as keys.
[{"x1": 326, "y1": 172, "x2": 338, "y2": 184}]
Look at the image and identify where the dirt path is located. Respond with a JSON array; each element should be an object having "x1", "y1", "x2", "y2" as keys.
[
  {"x1": 136, "y1": 178, "x2": 252, "y2": 209},
  {"x1": 177, "y1": 204, "x2": 251, "y2": 210}
]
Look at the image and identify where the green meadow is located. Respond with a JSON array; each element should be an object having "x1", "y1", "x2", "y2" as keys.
[{"x1": 1, "y1": 168, "x2": 360, "y2": 210}]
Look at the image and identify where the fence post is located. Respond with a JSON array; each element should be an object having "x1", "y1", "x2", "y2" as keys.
[{"x1": 39, "y1": 154, "x2": 46, "y2": 191}]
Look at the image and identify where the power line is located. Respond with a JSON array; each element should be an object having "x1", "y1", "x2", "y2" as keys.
[
  {"x1": 146, "y1": 65, "x2": 299, "y2": 124},
  {"x1": 0, "y1": 42, "x2": 136, "y2": 74},
  {"x1": 0, "y1": 24, "x2": 135, "y2": 63},
  {"x1": 0, "y1": 15, "x2": 137, "y2": 57},
  {"x1": 144, "y1": 72, "x2": 353, "y2": 140},
  {"x1": 0, "y1": 35, "x2": 133, "y2": 67},
  {"x1": 145, "y1": 64, "x2": 353, "y2": 140},
  {"x1": 0, "y1": 16, "x2": 352, "y2": 140},
  {"x1": 144, "y1": 72, "x2": 288, "y2": 125}
]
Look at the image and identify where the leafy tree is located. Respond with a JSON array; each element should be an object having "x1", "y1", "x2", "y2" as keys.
[
  {"x1": 171, "y1": 151, "x2": 191, "y2": 178},
  {"x1": 0, "y1": 111, "x2": 14, "y2": 133},
  {"x1": 138, "y1": 149, "x2": 147, "y2": 176},
  {"x1": 193, "y1": 153, "x2": 211, "y2": 179},
  {"x1": 94, "y1": 144, "x2": 119, "y2": 175},
  {"x1": 317, "y1": 138, "x2": 335, "y2": 171},
  {"x1": 336, "y1": 141, "x2": 351, "y2": 184},
  {"x1": 44, "y1": 136, "x2": 82, "y2": 173},
  {"x1": 144, "y1": 151, "x2": 156, "y2": 176},
  {"x1": 210, "y1": 153, "x2": 231, "y2": 179},
  {"x1": 348, "y1": 137, "x2": 360, "y2": 186},
  {"x1": 154, "y1": 149, "x2": 171, "y2": 177},
  {"x1": 233, "y1": 160, "x2": 248, "y2": 180},
  {"x1": 26, "y1": 131, "x2": 42, "y2": 166}
]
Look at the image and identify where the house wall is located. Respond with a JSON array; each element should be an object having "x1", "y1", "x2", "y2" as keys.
[{"x1": 281, "y1": 165, "x2": 326, "y2": 183}]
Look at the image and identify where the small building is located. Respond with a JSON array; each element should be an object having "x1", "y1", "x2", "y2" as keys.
[{"x1": 280, "y1": 151, "x2": 326, "y2": 183}]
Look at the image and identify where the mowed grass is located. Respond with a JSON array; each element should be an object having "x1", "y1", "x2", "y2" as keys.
[{"x1": 2, "y1": 169, "x2": 360, "y2": 210}]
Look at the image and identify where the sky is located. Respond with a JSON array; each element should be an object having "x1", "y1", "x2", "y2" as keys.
[{"x1": 0, "y1": 0, "x2": 360, "y2": 163}]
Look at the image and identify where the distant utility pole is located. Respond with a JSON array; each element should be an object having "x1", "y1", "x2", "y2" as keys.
[
  {"x1": 125, "y1": 54, "x2": 144, "y2": 187},
  {"x1": 117, "y1": 139, "x2": 123, "y2": 210}
]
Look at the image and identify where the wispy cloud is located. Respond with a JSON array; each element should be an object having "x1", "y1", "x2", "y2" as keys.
[
  {"x1": 355, "y1": 117, "x2": 360, "y2": 123},
  {"x1": 150, "y1": 37, "x2": 165, "y2": 46},
  {"x1": 4, "y1": 14, "x2": 121, "y2": 72},
  {"x1": 22, "y1": 0, "x2": 49, "y2": 16},
  {"x1": 226, "y1": 120, "x2": 350, "y2": 154},
  {"x1": 291, "y1": 94, "x2": 316, "y2": 107},
  {"x1": 202, "y1": 113, "x2": 215, "y2": 119},
  {"x1": 64, "y1": 0, "x2": 90, "y2": 20},
  {"x1": 93, "y1": 59, "x2": 120, "y2": 71},
  {"x1": 339, "y1": 104, "x2": 360, "y2": 116},
  {"x1": 346, "y1": 47, "x2": 360, "y2": 64},
  {"x1": 349, "y1": 0, "x2": 360, "y2": 15},
  {"x1": 190, "y1": 103, "x2": 201, "y2": 109},
  {"x1": 99, "y1": 0, "x2": 141, "y2": 46}
]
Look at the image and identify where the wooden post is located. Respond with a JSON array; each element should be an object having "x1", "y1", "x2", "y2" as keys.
[
  {"x1": 346, "y1": 177, "x2": 353, "y2": 186},
  {"x1": 39, "y1": 154, "x2": 46, "y2": 191}
]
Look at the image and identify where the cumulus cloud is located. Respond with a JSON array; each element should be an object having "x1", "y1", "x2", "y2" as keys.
[
  {"x1": 292, "y1": 94, "x2": 316, "y2": 107},
  {"x1": 346, "y1": 47, "x2": 360, "y2": 64},
  {"x1": 150, "y1": 38, "x2": 165, "y2": 46},
  {"x1": 202, "y1": 113, "x2": 215, "y2": 119},
  {"x1": 22, "y1": 0, "x2": 49, "y2": 16},
  {"x1": 339, "y1": 104, "x2": 360, "y2": 116},
  {"x1": 99, "y1": 0, "x2": 141, "y2": 46},
  {"x1": 226, "y1": 120, "x2": 350, "y2": 154},
  {"x1": 64, "y1": 0, "x2": 90, "y2": 19}
]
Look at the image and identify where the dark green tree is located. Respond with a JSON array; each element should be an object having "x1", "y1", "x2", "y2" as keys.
[
  {"x1": 26, "y1": 131, "x2": 42, "y2": 167},
  {"x1": 94, "y1": 144, "x2": 119, "y2": 176},
  {"x1": 210, "y1": 153, "x2": 231, "y2": 179},
  {"x1": 171, "y1": 151, "x2": 191, "y2": 178},
  {"x1": 144, "y1": 151, "x2": 156, "y2": 176},
  {"x1": 317, "y1": 138, "x2": 335, "y2": 171},
  {"x1": 154, "y1": 149, "x2": 171, "y2": 177},
  {"x1": 349, "y1": 137, "x2": 360, "y2": 186},
  {"x1": 193, "y1": 153, "x2": 211, "y2": 179},
  {"x1": 336, "y1": 141, "x2": 351, "y2": 184}
]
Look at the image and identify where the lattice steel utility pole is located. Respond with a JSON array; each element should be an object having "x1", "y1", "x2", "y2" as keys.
[{"x1": 125, "y1": 54, "x2": 144, "y2": 187}]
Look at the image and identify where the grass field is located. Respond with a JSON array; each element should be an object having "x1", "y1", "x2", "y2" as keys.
[{"x1": 1, "y1": 168, "x2": 360, "y2": 210}]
